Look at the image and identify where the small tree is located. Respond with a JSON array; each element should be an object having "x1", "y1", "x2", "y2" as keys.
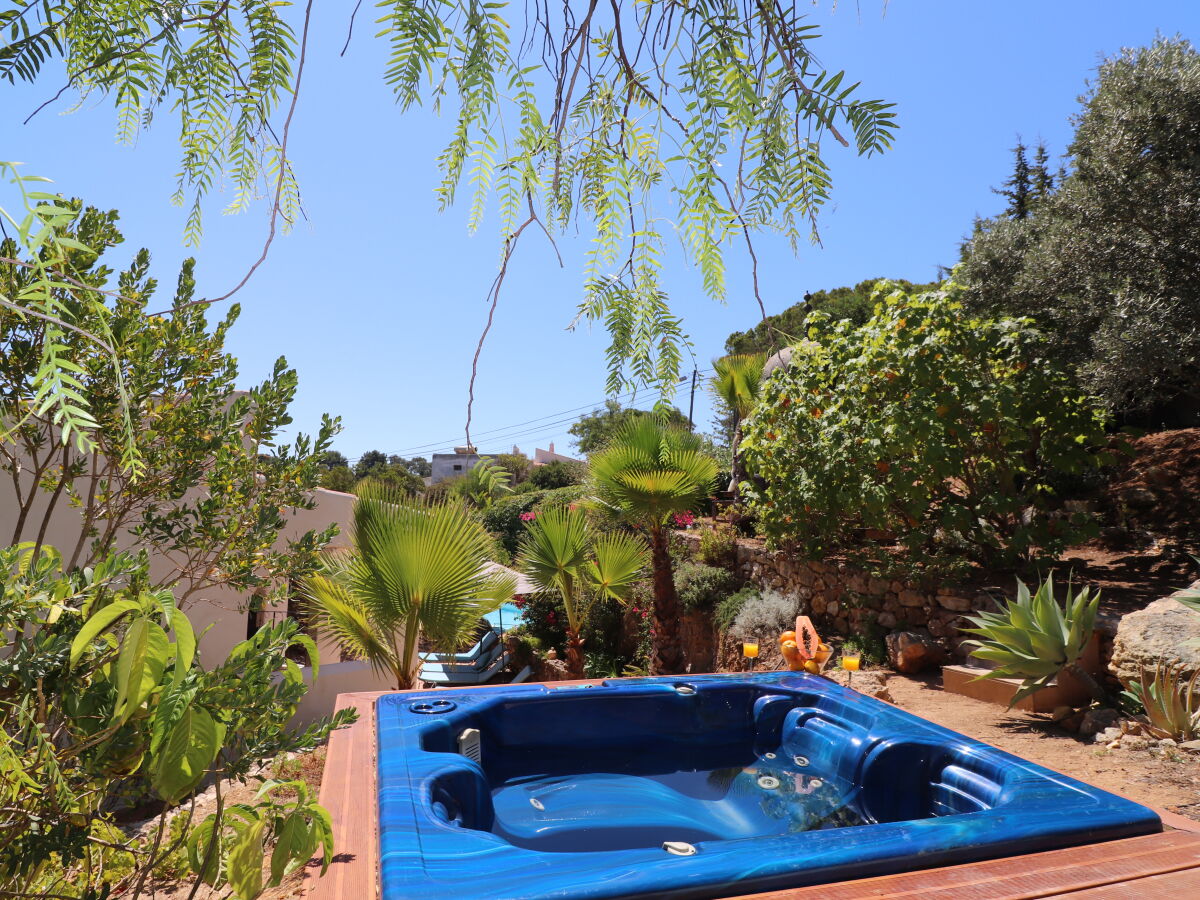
[
  {"x1": 518, "y1": 506, "x2": 648, "y2": 678},
  {"x1": 0, "y1": 205, "x2": 338, "y2": 605},
  {"x1": 959, "y1": 38, "x2": 1200, "y2": 419},
  {"x1": 528, "y1": 459, "x2": 583, "y2": 490},
  {"x1": 0, "y1": 543, "x2": 353, "y2": 898},
  {"x1": 569, "y1": 400, "x2": 690, "y2": 455},
  {"x1": 589, "y1": 418, "x2": 718, "y2": 674},
  {"x1": 302, "y1": 488, "x2": 514, "y2": 690},
  {"x1": 741, "y1": 282, "x2": 1108, "y2": 575},
  {"x1": 710, "y1": 353, "x2": 767, "y2": 501}
]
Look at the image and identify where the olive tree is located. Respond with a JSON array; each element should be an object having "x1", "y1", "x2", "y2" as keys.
[{"x1": 959, "y1": 37, "x2": 1200, "y2": 421}]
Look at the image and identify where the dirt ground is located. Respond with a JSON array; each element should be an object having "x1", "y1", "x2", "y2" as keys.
[
  {"x1": 146, "y1": 748, "x2": 328, "y2": 900},
  {"x1": 882, "y1": 670, "x2": 1200, "y2": 822}
]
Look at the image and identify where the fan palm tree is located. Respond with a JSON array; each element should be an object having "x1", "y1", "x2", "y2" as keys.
[
  {"x1": 589, "y1": 417, "x2": 718, "y2": 675},
  {"x1": 301, "y1": 485, "x2": 515, "y2": 690},
  {"x1": 518, "y1": 505, "x2": 649, "y2": 678},
  {"x1": 710, "y1": 352, "x2": 767, "y2": 501}
]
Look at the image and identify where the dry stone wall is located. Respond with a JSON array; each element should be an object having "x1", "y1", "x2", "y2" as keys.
[{"x1": 675, "y1": 531, "x2": 994, "y2": 657}]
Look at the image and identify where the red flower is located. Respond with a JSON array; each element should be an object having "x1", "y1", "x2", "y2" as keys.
[{"x1": 519, "y1": 511, "x2": 537, "y2": 522}]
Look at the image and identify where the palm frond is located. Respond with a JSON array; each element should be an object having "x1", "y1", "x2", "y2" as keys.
[
  {"x1": 588, "y1": 532, "x2": 650, "y2": 601},
  {"x1": 711, "y1": 353, "x2": 767, "y2": 419},
  {"x1": 300, "y1": 572, "x2": 396, "y2": 677},
  {"x1": 589, "y1": 418, "x2": 718, "y2": 528}
]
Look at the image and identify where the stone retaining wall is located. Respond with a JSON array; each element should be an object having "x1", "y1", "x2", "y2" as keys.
[{"x1": 675, "y1": 530, "x2": 995, "y2": 656}]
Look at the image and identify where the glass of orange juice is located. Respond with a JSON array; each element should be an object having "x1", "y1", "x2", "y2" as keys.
[
  {"x1": 841, "y1": 650, "x2": 861, "y2": 687},
  {"x1": 743, "y1": 642, "x2": 760, "y2": 671}
]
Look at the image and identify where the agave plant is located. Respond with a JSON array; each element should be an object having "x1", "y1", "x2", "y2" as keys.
[
  {"x1": 590, "y1": 416, "x2": 719, "y2": 674},
  {"x1": 302, "y1": 485, "x2": 515, "y2": 690},
  {"x1": 518, "y1": 505, "x2": 649, "y2": 678},
  {"x1": 961, "y1": 573, "x2": 1104, "y2": 707},
  {"x1": 1122, "y1": 662, "x2": 1200, "y2": 741}
]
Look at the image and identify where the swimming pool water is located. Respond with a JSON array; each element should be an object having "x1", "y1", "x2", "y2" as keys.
[{"x1": 377, "y1": 673, "x2": 1160, "y2": 899}]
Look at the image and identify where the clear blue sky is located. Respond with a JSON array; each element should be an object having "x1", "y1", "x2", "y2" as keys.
[{"x1": 5, "y1": 2, "x2": 1198, "y2": 463}]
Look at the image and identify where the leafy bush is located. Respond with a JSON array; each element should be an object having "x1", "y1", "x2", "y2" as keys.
[
  {"x1": 696, "y1": 522, "x2": 739, "y2": 569},
  {"x1": 729, "y1": 589, "x2": 803, "y2": 641},
  {"x1": 528, "y1": 459, "x2": 585, "y2": 489},
  {"x1": 741, "y1": 283, "x2": 1108, "y2": 575},
  {"x1": 0, "y1": 544, "x2": 353, "y2": 898},
  {"x1": 715, "y1": 585, "x2": 759, "y2": 633},
  {"x1": 515, "y1": 589, "x2": 630, "y2": 668},
  {"x1": 674, "y1": 561, "x2": 738, "y2": 612},
  {"x1": 481, "y1": 484, "x2": 589, "y2": 556},
  {"x1": 961, "y1": 573, "x2": 1103, "y2": 707}
]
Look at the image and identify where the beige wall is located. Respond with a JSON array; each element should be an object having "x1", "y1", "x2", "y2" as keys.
[
  {"x1": 290, "y1": 660, "x2": 398, "y2": 728},
  {"x1": 0, "y1": 460, "x2": 356, "y2": 666}
]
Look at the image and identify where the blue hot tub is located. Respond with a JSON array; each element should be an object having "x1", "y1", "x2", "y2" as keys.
[{"x1": 376, "y1": 673, "x2": 1159, "y2": 899}]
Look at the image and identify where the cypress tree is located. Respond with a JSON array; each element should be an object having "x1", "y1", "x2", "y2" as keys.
[
  {"x1": 1031, "y1": 141, "x2": 1055, "y2": 203},
  {"x1": 994, "y1": 141, "x2": 1032, "y2": 219}
]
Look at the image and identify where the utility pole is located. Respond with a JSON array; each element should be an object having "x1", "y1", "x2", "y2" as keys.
[{"x1": 687, "y1": 367, "x2": 698, "y2": 429}]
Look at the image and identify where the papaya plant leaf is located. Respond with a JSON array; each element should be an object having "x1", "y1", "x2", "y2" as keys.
[
  {"x1": 151, "y1": 705, "x2": 220, "y2": 804},
  {"x1": 69, "y1": 598, "x2": 142, "y2": 666},
  {"x1": 227, "y1": 818, "x2": 266, "y2": 900}
]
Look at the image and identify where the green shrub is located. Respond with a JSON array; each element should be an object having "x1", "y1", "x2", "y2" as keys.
[
  {"x1": 840, "y1": 629, "x2": 888, "y2": 667},
  {"x1": 481, "y1": 484, "x2": 589, "y2": 556},
  {"x1": 674, "y1": 561, "x2": 738, "y2": 612},
  {"x1": 528, "y1": 459, "x2": 585, "y2": 489},
  {"x1": 729, "y1": 588, "x2": 803, "y2": 641},
  {"x1": 715, "y1": 585, "x2": 759, "y2": 633},
  {"x1": 0, "y1": 544, "x2": 353, "y2": 898},
  {"x1": 696, "y1": 522, "x2": 739, "y2": 569},
  {"x1": 741, "y1": 283, "x2": 1109, "y2": 575}
]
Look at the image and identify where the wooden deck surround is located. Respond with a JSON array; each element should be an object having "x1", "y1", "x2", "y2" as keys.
[{"x1": 305, "y1": 683, "x2": 1200, "y2": 900}]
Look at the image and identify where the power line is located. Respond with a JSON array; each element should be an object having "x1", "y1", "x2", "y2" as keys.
[{"x1": 374, "y1": 371, "x2": 712, "y2": 460}]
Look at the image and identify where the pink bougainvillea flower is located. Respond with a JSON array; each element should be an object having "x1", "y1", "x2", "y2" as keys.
[{"x1": 519, "y1": 511, "x2": 537, "y2": 521}]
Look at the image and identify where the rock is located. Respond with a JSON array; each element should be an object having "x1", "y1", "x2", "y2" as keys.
[
  {"x1": 1110, "y1": 587, "x2": 1200, "y2": 686},
  {"x1": 885, "y1": 628, "x2": 946, "y2": 674},
  {"x1": 936, "y1": 594, "x2": 973, "y2": 612},
  {"x1": 1180, "y1": 740, "x2": 1200, "y2": 752},
  {"x1": 1050, "y1": 705, "x2": 1075, "y2": 723},
  {"x1": 898, "y1": 590, "x2": 926, "y2": 608},
  {"x1": 1119, "y1": 487, "x2": 1157, "y2": 509},
  {"x1": 1158, "y1": 738, "x2": 1178, "y2": 749},
  {"x1": 1079, "y1": 707, "x2": 1121, "y2": 737},
  {"x1": 1061, "y1": 712, "x2": 1086, "y2": 733},
  {"x1": 540, "y1": 657, "x2": 571, "y2": 681},
  {"x1": 877, "y1": 611, "x2": 898, "y2": 629},
  {"x1": 1119, "y1": 734, "x2": 1150, "y2": 751},
  {"x1": 828, "y1": 669, "x2": 893, "y2": 703},
  {"x1": 1093, "y1": 726, "x2": 1123, "y2": 744}
]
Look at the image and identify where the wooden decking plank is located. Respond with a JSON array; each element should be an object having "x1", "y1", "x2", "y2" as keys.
[
  {"x1": 1049, "y1": 866, "x2": 1200, "y2": 897},
  {"x1": 306, "y1": 692, "x2": 379, "y2": 900},
  {"x1": 730, "y1": 832, "x2": 1200, "y2": 900}
]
